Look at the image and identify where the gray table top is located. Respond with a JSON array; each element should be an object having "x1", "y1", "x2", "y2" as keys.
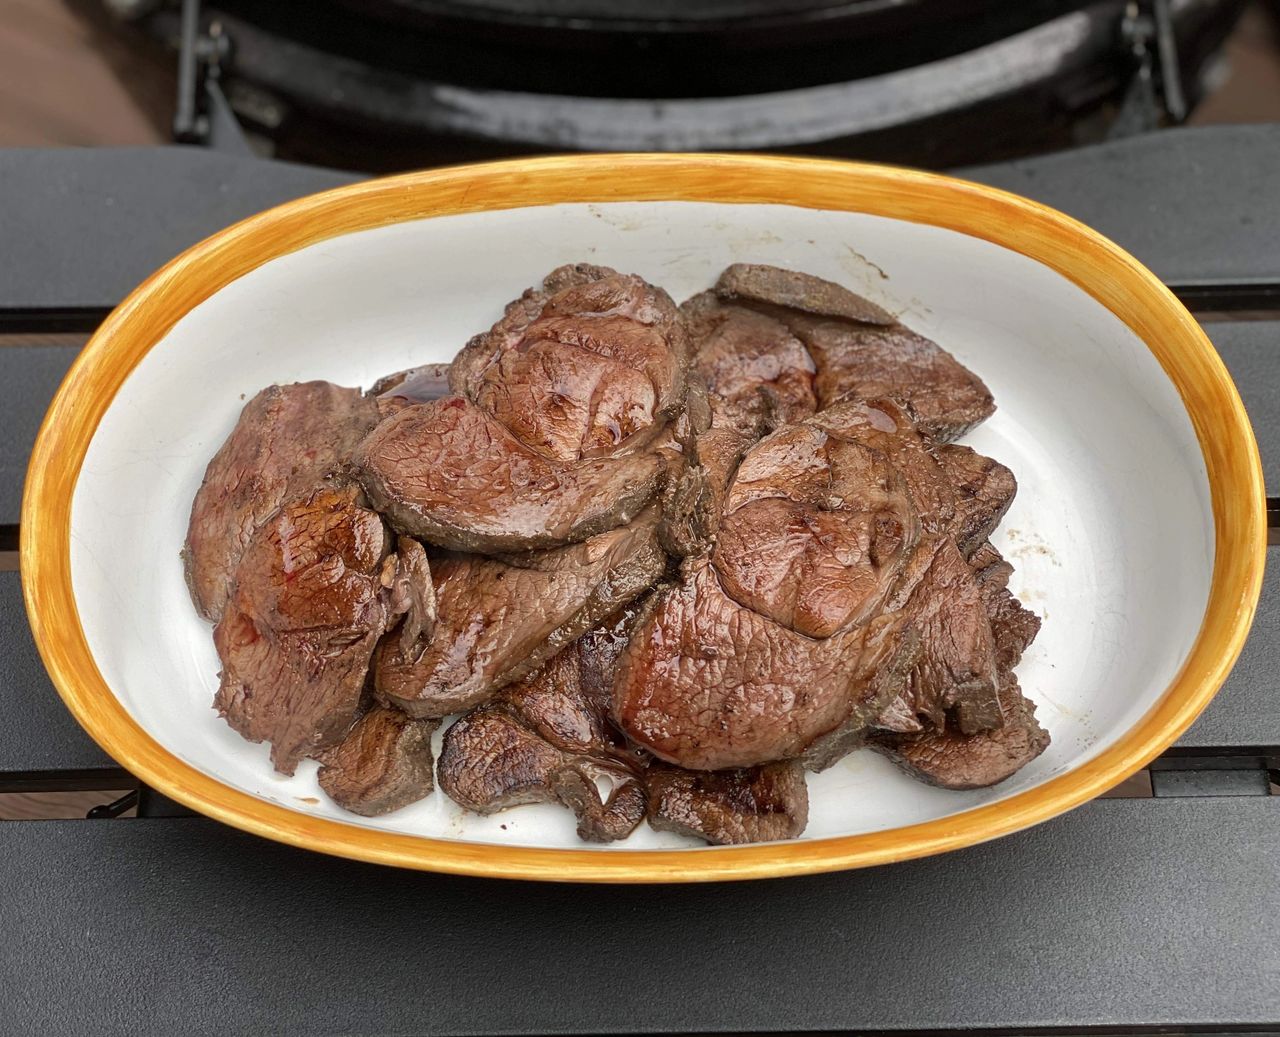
[{"x1": 0, "y1": 129, "x2": 1276, "y2": 1036}]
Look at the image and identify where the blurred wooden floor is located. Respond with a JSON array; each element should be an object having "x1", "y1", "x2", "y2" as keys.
[{"x1": 0, "y1": 0, "x2": 171, "y2": 147}]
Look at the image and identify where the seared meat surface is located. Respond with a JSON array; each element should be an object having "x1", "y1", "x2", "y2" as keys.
[
  {"x1": 355, "y1": 396, "x2": 665, "y2": 554},
  {"x1": 212, "y1": 484, "x2": 397, "y2": 775},
  {"x1": 376, "y1": 507, "x2": 666, "y2": 717},
  {"x1": 681, "y1": 291, "x2": 817, "y2": 435},
  {"x1": 184, "y1": 382, "x2": 380, "y2": 621},
  {"x1": 614, "y1": 398, "x2": 930, "y2": 770},
  {"x1": 712, "y1": 412, "x2": 919, "y2": 637},
  {"x1": 714, "y1": 263, "x2": 994, "y2": 441},
  {"x1": 316, "y1": 705, "x2": 440, "y2": 817},
  {"x1": 188, "y1": 258, "x2": 1048, "y2": 835},
  {"x1": 938, "y1": 445, "x2": 1017, "y2": 558},
  {"x1": 440, "y1": 601, "x2": 814, "y2": 844},
  {"x1": 874, "y1": 671, "x2": 1049, "y2": 789},
  {"x1": 647, "y1": 760, "x2": 810, "y2": 845},
  {"x1": 887, "y1": 536, "x2": 1001, "y2": 736},
  {"x1": 614, "y1": 560, "x2": 913, "y2": 770},
  {"x1": 873, "y1": 541, "x2": 1045, "y2": 787},
  {"x1": 355, "y1": 265, "x2": 690, "y2": 554},
  {"x1": 438, "y1": 614, "x2": 648, "y2": 842}
]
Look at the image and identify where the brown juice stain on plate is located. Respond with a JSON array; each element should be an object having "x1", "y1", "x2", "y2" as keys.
[
  {"x1": 1002, "y1": 527, "x2": 1063, "y2": 568},
  {"x1": 296, "y1": 796, "x2": 320, "y2": 804},
  {"x1": 586, "y1": 203, "x2": 644, "y2": 233}
]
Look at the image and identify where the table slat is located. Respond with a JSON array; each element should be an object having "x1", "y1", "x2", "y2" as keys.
[
  {"x1": 1176, "y1": 555, "x2": 1280, "y2": 752},
  {"x1": 0, "y1": 147, "x2": 354, "y2": 313},
  {"x1": 962, "y1": 124, "x2": 1280, "y2": 289},
  {"x1": 0, "y1": 572, "x2": 112, "y2": 774},
  {"x1": 3, "y1": 798, "x2": 1278, "y2": 1036},
  {"x1": 2, "y1": 128, "x2": 1278, "y2": 318},
  {"x1": 0, "y1": 344, "x2": 80, "y2": 526}
]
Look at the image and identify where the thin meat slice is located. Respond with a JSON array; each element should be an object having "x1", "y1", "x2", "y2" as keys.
[
  {"x1": 355, "y1": 396, "x2": 665, "y2": 554},
  {"x1": 376, "y1": 508, "x2": 666, "y2": 717},
  {"x1": 715, "y1": 263, "x2": 895, "y2": 326},
  {"x1": 439, "y1": 705, "x2": 646, "y2": 842},
  {"x1": 646, "y1": 760, "x2": 809, "y2": 844},
  {"x1": 438, "y1": 617, "x2": 649, "y2": 843},
  {"x1": 316, "y1": 705, "x2": 440, "y2": 817},
  {"x1": 184, "y1": 381, "x2": 381, "y2": 621},
  {"x1": 714, "y1": 263, "x2": 994, "y2": 442},
  {"x1": 613, "y1": 559, "x2": 913, "y2": 770},
  {"x1": 874, "y1": 672, "x2": 1049, "y2": 789},
  {"x1": 212, "y1": 484, "x2": 394, "y2": 775},
  {"x1": 938, "y1": 444, "x2": 1017, "y2": 558}
]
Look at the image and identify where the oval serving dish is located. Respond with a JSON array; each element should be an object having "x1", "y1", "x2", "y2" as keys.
[{"x1": 22, "y1": 155, "x2": 1264, "y2": 882}]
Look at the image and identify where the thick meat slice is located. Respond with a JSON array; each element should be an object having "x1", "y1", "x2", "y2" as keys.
[
  {"x1": 184, "y1": 382, "x2": 380, "y2": 621},
  {"x1": 613, "y1": 559, "x2": 912, "y2": 770},
  {"x1": 658, "y1": 291, "x2": 820, "y2": 558},
  {"x1": 316, "y1": 706, "x2": 440, "y2": 817},
  {"x1": 646, "y1": 760, "x2": 809, "y2": 844},
  {"x1": 454, "y1": 264, "x2": 689, "y2": 460},
  {"x1": 355, "y1": 396, "x2": 664, "y2": 554},
  {"x1": 715, "y1": 263, "x2": 895, "y2": 326},
  {"x1": 713, "y1": 424, "x2": 918, "y2": 638},
  {"x1": 474, "y1": 280, "x2": 689, "y2": 460},
  {"x1": 376, "y1": 509, "x2": 666, "y2": 717},
  {"x1": 355, "y1": 265, "x2": 689, "y2": 554},
  {"x1": 616, "y1": 398, "x2": 927, "y2": 769},
  {"x1": 681, "y1": 290, "x2": 817, "y2": 435},
  {"x1": 212, "y1": 485, "x2": 393, "y2": 775},
  {"x1": 874, "y1": 672, "x2": 1049, "y2": 789},
  {"x1": 801, "y1": 319, "x2": 995, "y2": 442},
  {"x1": 448, "y1": 262, "x2": 618, "y2": 400},
  {"x1": 714, "y1": 264, "x2": 994, "y2": 442},
  {"x1": 938, "y1": 444, "x2": 1017, "y2": 558}
]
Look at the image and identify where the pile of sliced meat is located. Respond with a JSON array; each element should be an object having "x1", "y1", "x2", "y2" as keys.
[{"x1": 184, "y1": 261, "x2": 1047, "y2": 841}]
